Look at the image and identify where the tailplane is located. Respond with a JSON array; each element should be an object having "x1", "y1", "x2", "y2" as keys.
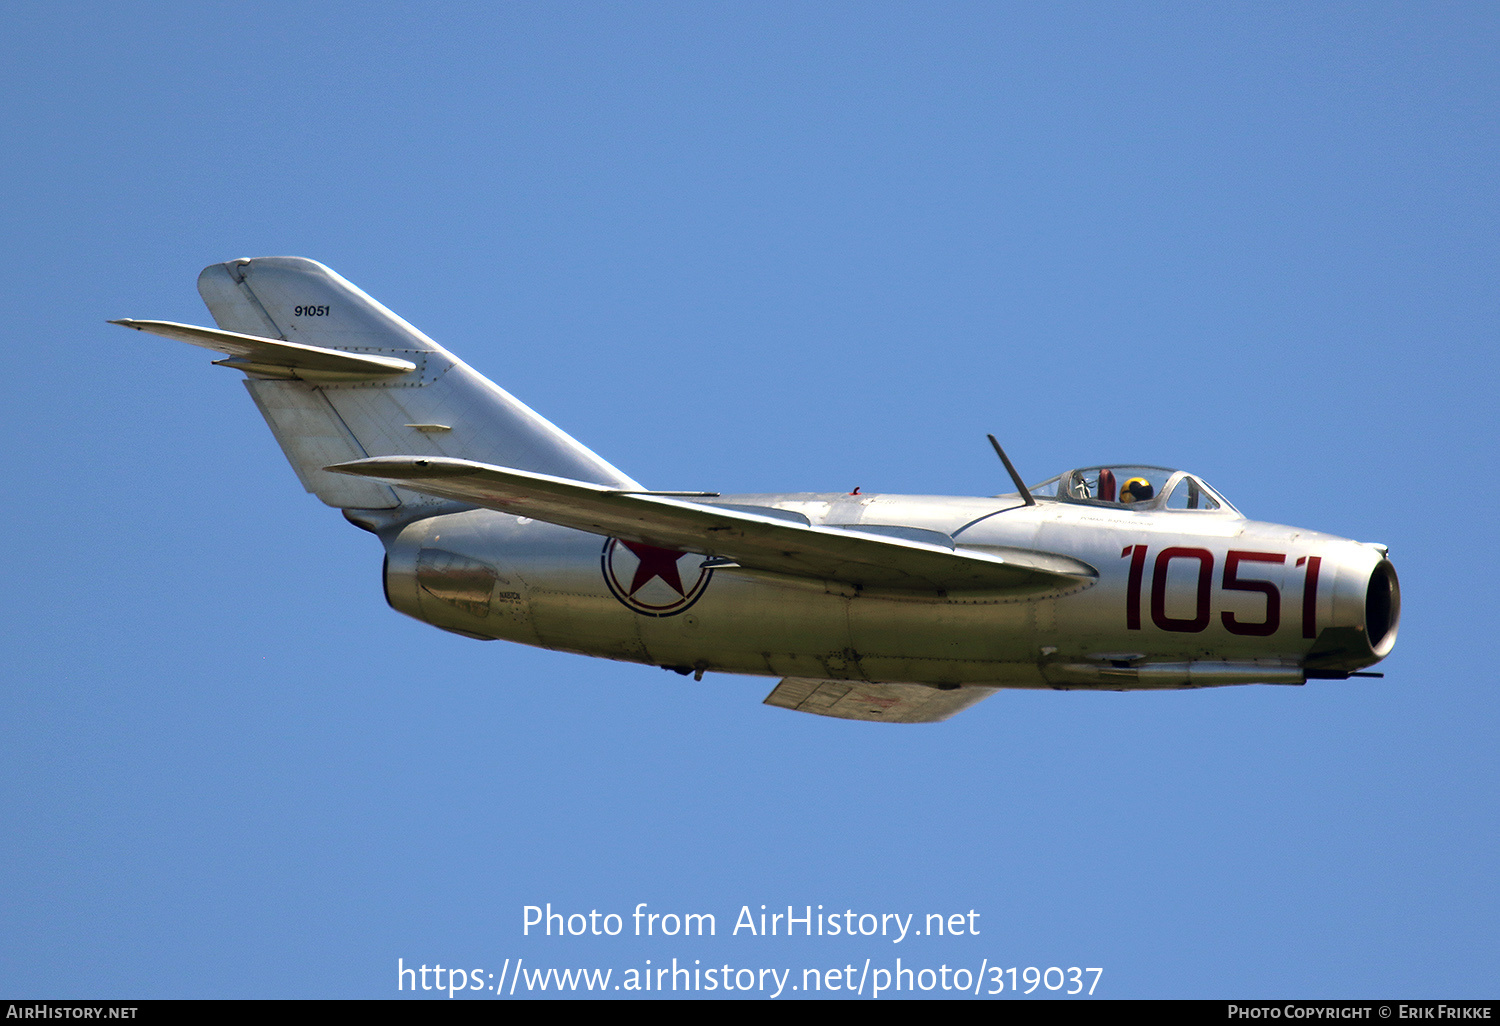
[{"x1": 130, "y1": 257, "x2": 640, "y2": 510}]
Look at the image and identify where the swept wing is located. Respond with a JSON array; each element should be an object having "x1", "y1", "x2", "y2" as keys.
[
  {"x1": 764, "y1": 678, "x2": 999, "y2": 723},
  {"x1": 329, "y1": 456, "x2": 1095, "y2": 595}
]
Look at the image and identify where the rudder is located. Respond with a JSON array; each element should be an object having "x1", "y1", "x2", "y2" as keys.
[{"x1": 195, "y1": 257, "x2": 640, "y2": 509}]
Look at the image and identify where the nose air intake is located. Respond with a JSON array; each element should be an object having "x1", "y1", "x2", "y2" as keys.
[
  {"x1": 1304, "y1": 552, "x2": 1400, "y2": 678},
  {"x1": 1366, "y1": 559, "x2": 1400, "y2": 656}
]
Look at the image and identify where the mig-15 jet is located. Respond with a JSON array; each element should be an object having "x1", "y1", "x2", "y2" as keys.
[{"x1": 113, "y1": 257, "x2": 1399, "y2": 722}]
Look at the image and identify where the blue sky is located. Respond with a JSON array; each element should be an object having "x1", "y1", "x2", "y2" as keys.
[{"x1": 2, "y1": 1, "x2": 1495, "y2": 999}]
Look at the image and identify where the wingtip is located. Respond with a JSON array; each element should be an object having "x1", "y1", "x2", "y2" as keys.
[
  {"x1": 325, "y1": 459, "x2": 382, "y2": 477},
  {"x1": 325, "y1": 456, "x2": 449, "y2": 478},
  {"x1": 108, "y1": 318, "x2": 139, "y2": 328}
]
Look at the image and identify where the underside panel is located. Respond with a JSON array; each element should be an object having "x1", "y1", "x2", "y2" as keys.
[{"x1": 764, "y1": 677, "x2": 999, "y2": 722}]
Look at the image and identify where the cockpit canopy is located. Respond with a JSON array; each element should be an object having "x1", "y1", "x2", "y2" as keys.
[{"x1": 1027, "y1": 465, "x2": 1239, "y2": 514}]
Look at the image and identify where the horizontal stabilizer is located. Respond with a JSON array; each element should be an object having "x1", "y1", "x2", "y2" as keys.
[
  {"x1": 327, "y1": 456, "x2": 1097, "y2": 595},
  {"x1": 764, "y1": 677, "x2": 998, "y2": 722},
  {"x1": 110, "y1": 319, "x2": 417, "y2": 382}
]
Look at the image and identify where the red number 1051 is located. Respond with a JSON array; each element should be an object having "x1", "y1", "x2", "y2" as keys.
[{"x1": 1121, "y1": 545, "x2": 1320, "y2": 637}]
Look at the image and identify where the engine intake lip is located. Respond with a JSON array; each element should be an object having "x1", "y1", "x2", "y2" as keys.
[{"x1": 1366, "y1": 559, "x2": 1400, "y2": 657}]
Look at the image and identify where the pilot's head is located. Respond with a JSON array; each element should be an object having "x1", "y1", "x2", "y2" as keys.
[{"x1": 1120, "y1": 477, "x2": 1155, "y2": 504}]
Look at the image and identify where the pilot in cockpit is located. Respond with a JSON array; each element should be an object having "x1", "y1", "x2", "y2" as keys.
[{"x1": 1119, "y1": 477, "x2": 1155, "y2": 505}]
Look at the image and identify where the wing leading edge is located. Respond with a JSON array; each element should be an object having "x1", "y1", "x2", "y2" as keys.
[{"x1": 328, "y1": 456, "x2": 1096, "y2": 596}]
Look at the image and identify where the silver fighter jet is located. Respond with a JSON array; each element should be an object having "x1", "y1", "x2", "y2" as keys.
[{"x1": 114, "y1": 257, "x2": 1400, "y2": 722}]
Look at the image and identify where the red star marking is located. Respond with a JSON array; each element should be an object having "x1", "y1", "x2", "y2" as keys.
[{"x1": 620, "y1": 540, "x2": 688, "y2": 597}]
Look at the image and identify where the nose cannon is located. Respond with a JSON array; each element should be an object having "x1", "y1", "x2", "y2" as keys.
[{"x1": 1305, "y1": 544, "x2": 1400, "y2": 678}]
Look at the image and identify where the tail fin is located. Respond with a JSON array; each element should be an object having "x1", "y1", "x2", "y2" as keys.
[{"x1": 190, "y1": 256, "x2": 640, "y2": 509}]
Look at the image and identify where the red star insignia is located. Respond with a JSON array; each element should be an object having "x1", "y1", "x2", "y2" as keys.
[{"x1": 620, "y1": 540, "x2": 688, "y2": 597}]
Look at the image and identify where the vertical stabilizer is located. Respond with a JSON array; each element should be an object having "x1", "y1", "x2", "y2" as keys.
[{"x1": 195, "y1": 257, "x2": 640, "y2": 508}]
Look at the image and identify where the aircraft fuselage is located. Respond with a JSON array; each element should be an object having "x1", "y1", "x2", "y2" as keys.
[
  {"x1": 118, "y1": 256, "x2": 1400, "y2": 719},
  {"x1": 377, "y1": 492, "x2": 1396, "y2": 690}
]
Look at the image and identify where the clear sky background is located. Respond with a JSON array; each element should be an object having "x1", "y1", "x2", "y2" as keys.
[{"x1": 2, "y1": 1, "x2": 1495, "y2": 999}]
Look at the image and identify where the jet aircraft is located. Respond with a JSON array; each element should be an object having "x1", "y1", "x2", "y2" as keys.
[{"x1": 114, "y1": 257, "x2": 1400, "y2": 722}]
